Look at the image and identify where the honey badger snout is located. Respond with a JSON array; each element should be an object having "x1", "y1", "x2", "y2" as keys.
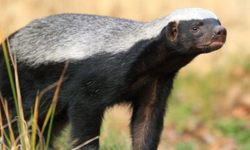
[{"x1": 213, "y1": 26, "x2": 227, "y2": 43}]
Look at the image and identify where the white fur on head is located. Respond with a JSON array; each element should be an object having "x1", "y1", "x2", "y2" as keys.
[
  {"x1": 141, "y1": 8, "x2": 219, "y2": 39},
  {"x1": 168, "y1": 8, "x2": 218, "y2": 22}
]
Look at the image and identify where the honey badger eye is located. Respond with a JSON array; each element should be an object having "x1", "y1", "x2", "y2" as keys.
[{"x1": 192, "y1": 26, "x2": 198, "y2": 31}]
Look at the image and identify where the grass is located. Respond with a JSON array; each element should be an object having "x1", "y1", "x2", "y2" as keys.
[
  {"x1": 176, "y1": 142, "x2": 195, "y2": 150},
  {"x1": 0, "y1": 30, "x2": 100, "y2": 150},
  {"x1": 215, "y1": 118, "x2": 250, "y2": 150},
  {"x1": 0, "y1": 29, "x2": 28, "y2": 150},
  {"x1": 0, "y1": 29, "x2": 70, "y2": 150}
]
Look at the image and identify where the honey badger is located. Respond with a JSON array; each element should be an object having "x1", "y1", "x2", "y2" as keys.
[{"x1": 0, "y1": 8, "x2": 227, "y2": 150}]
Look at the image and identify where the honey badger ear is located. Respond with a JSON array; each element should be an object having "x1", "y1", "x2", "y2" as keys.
[{"x1": 166, "y1": 21, "x2": 178, "y2": 43}]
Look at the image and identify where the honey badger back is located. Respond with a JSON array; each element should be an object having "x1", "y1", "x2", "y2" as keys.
[{"x1": 0, "y1": 8, "x2": 226, "y2": 150}]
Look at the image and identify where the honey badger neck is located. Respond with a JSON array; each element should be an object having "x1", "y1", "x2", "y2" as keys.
[
  {"x1": 121, "y1": 28, "x2": 197, "y2": 99},
  {"x1": 127, "y1": 29, "x2": 197, "y2": 79},
  {"x1": 111, "y1": 41, "x2": 189, "y2": 102}
]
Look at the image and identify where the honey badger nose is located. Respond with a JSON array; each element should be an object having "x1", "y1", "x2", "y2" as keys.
[{"x1": 214, "y1": 26, "x2": 227, "y2": 37}]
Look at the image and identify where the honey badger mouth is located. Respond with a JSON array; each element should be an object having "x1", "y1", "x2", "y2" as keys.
[
  {"x1": 198, "y1": 41, "x2": 225, "y2": 53},
  {"x1": 208, "y1": 41, "x2": 225, "y2": 50},
  {"x1": 198, "y1": 26, "x2": 227, "y2": 53}
]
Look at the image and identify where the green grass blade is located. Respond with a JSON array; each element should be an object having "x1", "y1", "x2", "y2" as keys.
[
  {"x1": 0, "y1": 29, "x2": 26, "y2": 150},
  {"x1": 45, "y1": 61, "x2": 69, "y2": 150}
]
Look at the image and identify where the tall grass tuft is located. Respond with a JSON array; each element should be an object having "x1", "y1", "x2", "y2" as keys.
[
  {"x1": 0, "y1": 28, "x2": 29, "y2": 149},
  {"x1": 0, "y1": 28, "x2": 69, "y2": 150}
]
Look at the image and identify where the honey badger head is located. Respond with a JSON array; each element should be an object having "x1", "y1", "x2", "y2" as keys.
[{"x1": 162, "y1": 8, "x2": 227, "y2": 54}]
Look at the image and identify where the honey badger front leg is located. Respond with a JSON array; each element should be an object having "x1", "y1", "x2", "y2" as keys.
[{"x1": 130, "y1": 73, "x2": 175, "y2": 150}]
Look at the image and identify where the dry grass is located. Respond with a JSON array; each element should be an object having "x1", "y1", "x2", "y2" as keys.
[{"x1": 0, "y1": 29, "x2": 70, "y2": 149}]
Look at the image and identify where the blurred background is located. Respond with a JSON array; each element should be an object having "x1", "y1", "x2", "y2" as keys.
[{"x1": 0, "y1": 0, "x2": 250, "y2": 149}]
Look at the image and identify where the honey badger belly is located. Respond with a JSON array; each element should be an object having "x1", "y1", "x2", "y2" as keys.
[{"x1": 0, "y1": 8, "x2": 226, "y2": 150}]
